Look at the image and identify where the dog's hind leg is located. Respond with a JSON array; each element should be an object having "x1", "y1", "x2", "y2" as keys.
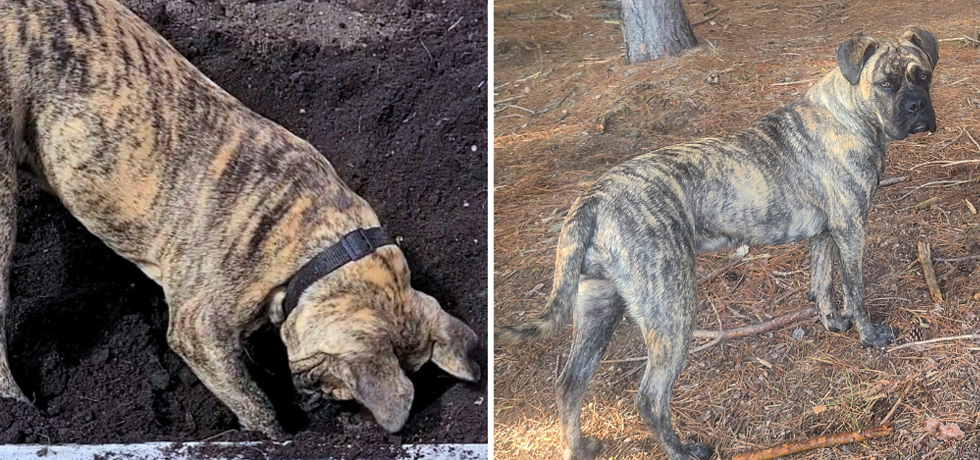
[
  {"x1": 808, "y1": 233, "x2": 851, "y2": 333},
  {"x1": 556, "y1": 278, "x2": 624, "y2": 460},
  {"x1": 626, "y1": 254, "x2": 712, "y2": 460},
  {"x1": 0, "y1": 142, "x2": 28, "y2": 402}
]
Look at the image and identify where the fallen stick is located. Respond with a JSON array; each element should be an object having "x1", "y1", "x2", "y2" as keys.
[
  {"x1": 887, "y1": 333, "x2": 980, "y2": 352},
  {"x1": 916, "y1": 242, "x2": 944, "y2": 304},
  {"x1": 935, "y1": 254, "x2": 980, "y2": 263},
  {"x1": 729, "y1": 424, "x2": 893, "y2": 460},
  {"x1": 910, "y1": 159, "x2": 980, "y2": 169},
  {"x1": 692, "y1": 309, "x2": 816, "y2": 339},
  {"x1": 914, "y1": 196, "x2": 941, "y2": 210},
  {"x1": 770, "y1": 79, "x2": 814, "y2": 87},
  {"x1": 878, "y1": 176, "x2": 908, "y2": 187},
  {"x1": 606, "y1": 309, "x2": 817, "y2": 361}
]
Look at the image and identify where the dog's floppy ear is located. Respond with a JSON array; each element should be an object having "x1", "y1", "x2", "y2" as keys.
[
  {"x1": 836, "y1": 36, "x2": 878, "y2": 85},
  {"x1": 343, "y1": 352, "x2": 414, "y2": 432},
  {"x1": 415, "y1": 291, "x2": 481, "y2": 382},
  {"x1": 903, "y1": 29, "x2": 939, "y2": 69}
]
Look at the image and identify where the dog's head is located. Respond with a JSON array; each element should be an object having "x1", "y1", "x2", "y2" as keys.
[
  {"x1": 835, "y1": 29, "x2": 938, "y2": 140},
  {"x1": 277, "y1": 246, "x2": 480, "y2": 432}
]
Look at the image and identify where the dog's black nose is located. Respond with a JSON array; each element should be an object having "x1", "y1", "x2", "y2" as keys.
[{"x1": 904, "y1": 94, "x2": 927, "y2": 114}]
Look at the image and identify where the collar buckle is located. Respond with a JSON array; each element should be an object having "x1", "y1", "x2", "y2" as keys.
[{"x1": 341, "y1": 228, "x2": 375, "y2": 261}]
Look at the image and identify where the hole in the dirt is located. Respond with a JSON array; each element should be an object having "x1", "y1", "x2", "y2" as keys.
[
  {"x1": 408, "y1": 361, "x2": 462, "y2": 410},
  {"x1": 243, "y1": 325, "x2": 309, "y2": 433}
]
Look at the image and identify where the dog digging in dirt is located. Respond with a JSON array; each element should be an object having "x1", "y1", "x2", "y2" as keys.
[
  {"x1": 0, "y1": 0, "x2": 480, "y2": 437},
  {"x1": 496, "y1": 30, "x2": 938, "y2": 460}
]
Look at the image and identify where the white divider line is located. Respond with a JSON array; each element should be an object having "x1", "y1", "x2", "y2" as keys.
[{"x1": 0, "y1": 442, "x2": 487, "y2": 459}]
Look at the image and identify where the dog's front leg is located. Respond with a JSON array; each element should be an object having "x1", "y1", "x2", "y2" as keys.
[
  {"x1": 832, "y1": 225, "x2": 895, "y2": 347},
  {"x1": 808, "y1": 233, "x2": 851, "y2": 333},
  {"x1": 167, "y1": 301, "x2": 283, "y2": 438},
  {"x1": 0, "y1": 152, "x2": 27, "y2": 403}
]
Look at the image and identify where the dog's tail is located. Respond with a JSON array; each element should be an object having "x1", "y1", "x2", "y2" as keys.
[{"x1": 495, "y1": 196, "x2": 598, "y2": 344}]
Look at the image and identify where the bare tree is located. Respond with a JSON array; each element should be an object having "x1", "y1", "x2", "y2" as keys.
[{"x1": 619, "y1": 0, "x2": 697, "y2": 63}]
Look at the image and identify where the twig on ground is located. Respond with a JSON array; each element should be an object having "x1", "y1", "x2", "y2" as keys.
[
  {"x1": 881, "y1": 379, "x2": 913, "y2": 425},
  {"x1": 504, "y1": 13, "x2": 554, "y2": 20},
  {"x1": 965, "y1": 128, "x2": 980, "y2": 154},
  {"x1": 879, "y1": 176, "x2": 908, "y2": 187},
  {"x1": 495, "y1": 103, "x2": 536, "y2": 115},
  {"x1": 448, "y1": 16, "x2": 463, "y2": 31},
  {"x1": 589, "y1": 12, "x2": 618, "y2": 20},
  {"x1": 914, "y1": 196, "x2": 941, "y2": 210},
  {"x1": 895, "y1": 180, "x2": 974, "y2": 201},
  {"x1": 935, "y1": 254, "x2": 980, "y2": 263},
  {"x1": 494, "y1": 95, "x2": 525, "y2": 105},
  {"x1": 939, "y1": 35, "x2": 980, "y2": 45},
  {"x1": 420, "y1": 39, "x2": 433, "y2": 60},
  {"x1": 770, "y1": 79, "x2": 813, "y2": 86},
  {"x1": 604, "y1": 309, "x2": 817, "y2": 362},
  {"x1": 690, "y1": 300, "x2": 726, "y2": 353},
  {"x1": 887, "y1": 334, "x2": 980, "y2": 352},
  {"x1": 202, "y1": 429, "x2": 237, "y2": 442},
  {"x1": 911, "y1": 159, "x2": 979, "y2": 169},
  {"x1": 936, "y1": 126, "x2": 965, "y2": 149},
  {"x1": 916, "y1": 242, "x2": 944, "y2": 303},
  {"x1": 553, "y1": 4, "x2": 572, "y2": 20},
  {"x1": 692, "y1": 309, "x2": 816, "y2": 339},
  {"x1": 729, "y1": 424, "x2": 894, "y2": 460}
]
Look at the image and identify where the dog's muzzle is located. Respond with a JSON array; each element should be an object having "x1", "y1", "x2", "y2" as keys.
[{"x1": 903, "y1": 91, "x2": 937, "y2": 134}]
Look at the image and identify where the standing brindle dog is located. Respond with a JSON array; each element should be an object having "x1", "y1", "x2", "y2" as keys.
[
  {"x1": 497, "y1": 30, "x2": 938, "y2": 460},
  {"x1": 0, "y1": 0, "x2": 480, "y2": 437}
]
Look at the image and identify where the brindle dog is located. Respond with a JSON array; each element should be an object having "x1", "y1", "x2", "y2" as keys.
[
  {"x1": 0, "y1": 0, "x2": 480, "y2": 437},
  {"x1": 497, "y1": 30, "x2": 938, "y2": 460}
]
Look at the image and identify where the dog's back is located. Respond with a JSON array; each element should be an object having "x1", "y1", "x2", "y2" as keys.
[{"x1": 1, "y1": 0, "x2": 379, "y2": 300}]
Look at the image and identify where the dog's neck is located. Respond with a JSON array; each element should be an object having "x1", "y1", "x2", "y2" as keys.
[{"x1": 807, "y1": 71, "x2": 892, "y2": 153}]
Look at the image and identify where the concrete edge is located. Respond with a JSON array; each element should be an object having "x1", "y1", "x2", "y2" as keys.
[{"x1": 0, "y1": 441, "x2": 488, "y2": 459}]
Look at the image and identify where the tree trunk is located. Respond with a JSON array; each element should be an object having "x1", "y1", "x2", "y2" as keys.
[{"x1": 620, "y1": 0, "x2": 697, "y2": 63}]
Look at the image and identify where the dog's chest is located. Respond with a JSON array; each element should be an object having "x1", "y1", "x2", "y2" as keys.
[{"x1": 693, "y1": 201, "x2": 828, "y2": 252}]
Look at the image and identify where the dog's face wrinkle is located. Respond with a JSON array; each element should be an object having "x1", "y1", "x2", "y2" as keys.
[
  {"x1": 290, "y1": 352, "x2": 353, "y2": 401},
  {"x1": 395, "y1": 339, "x2": 433, "y2": 373}
]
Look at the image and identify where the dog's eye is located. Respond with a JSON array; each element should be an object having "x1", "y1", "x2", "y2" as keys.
[{"x1": 879, "y1": 81, "x2": 891, "y2": 88}]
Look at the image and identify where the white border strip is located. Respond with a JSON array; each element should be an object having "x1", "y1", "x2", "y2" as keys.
[{"x1": 0, "y1": 442, "x2": 487, "y2": 460}]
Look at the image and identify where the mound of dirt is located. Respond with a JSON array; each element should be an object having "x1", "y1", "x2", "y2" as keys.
[{"x1": 0, "y1": 0, "x2": 486, "y2": 455}]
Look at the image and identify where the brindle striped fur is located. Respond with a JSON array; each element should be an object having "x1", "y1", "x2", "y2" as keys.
[
  {"x1": 496, "y1": 30, "x2": 938, "y2": 460},
  {"x1": 0, "y1": 0, "x2": 479, "y2": 437}
]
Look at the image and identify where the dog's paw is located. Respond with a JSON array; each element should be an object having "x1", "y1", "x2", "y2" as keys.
[
  {"x1": 818, "y1": 311, "x2": 852, "y2": 333},
  {"x1": 563, "y1": 436, "x2": 602, "y2": 460},
  {"x1": 861, "y1": 324, "x2": 896, "y2": 348},
  {"x1": 0, "y1": 373, "x2": 29, "y2": 404},
  {"x1": 685, "y1": 443, "x2": 714, "y2": 460}
]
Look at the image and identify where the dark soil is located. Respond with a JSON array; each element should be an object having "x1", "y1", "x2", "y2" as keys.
[{"x1": 0, "y1": 0, "x2": 487, "y2": 454}]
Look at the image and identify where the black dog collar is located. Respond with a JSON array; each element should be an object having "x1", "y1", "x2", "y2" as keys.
[{"x1": 280, "y1": 227, "x2": 396, "y2": 318}]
